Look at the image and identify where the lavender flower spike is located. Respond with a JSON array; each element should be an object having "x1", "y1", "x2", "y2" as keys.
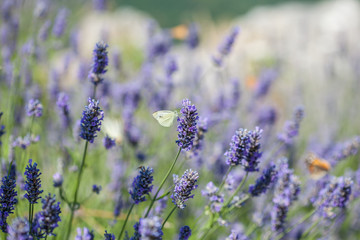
[
  {"x1": 89, "y1": 41, "x2": 109, "y2": 85},
  {"x1": 37, "y1": 193, "x2": 61, "y2": 236},
  {"x1": 52, "y1": 8, "x2": 69, "y2": 38},
  {"x1": 139, "y1": 216, "x2": 163, "y2": 240},
  {"x1": 248, "y1": 163, "x2": 278, "y2": 197},
  {"x1": 0, "y1": 175, "x2": 18, "y2": 232},
  {"x1": 7, "y1": 218, "x2": 32, "y2": 240},
  {"x1": 24, "y1": 159, "x2": 43, "y2": 204},
  {"x1": 75, "y1": 227, "x2": 94, "y2": 240},
  {"x1": 176, "y1": 99, "x2": 199, "y2": 151},
  {"x1": 26, "y1": 99, "x2": 43, "y2": 117},
  {"x1": 171, "y1": 169, "x2": 199, "y2": 209},
  {"x1": 129, "y1": 166, "x2": 154, "y2": 204},
  {"x1": 218, "y1": 26, "x2": 240, "y2": 56},
  {"x1": 104, "y1": 230, "x2": 115, "y2": 240},
  {"x1": 79, "y1": 98, "x2": 104, "y2": 143},
  {"x1": 178, "y1": 225, "x2": 192, "y2": 240}
]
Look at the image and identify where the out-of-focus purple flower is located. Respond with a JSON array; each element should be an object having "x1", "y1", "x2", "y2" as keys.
[
  {"x1": 89, "y1": 41, "x2": 109, "y2": 85},
  {"x1": 331, "y1": 136, "x2": 360, "y2": 164},
  {"x1": 225, "y1": 230, "x2": 249, "y2": 240},
  {"x1": 75, "y1": 227, "x2": 94, "y2": 240},
  {"x1": 172, "y1": 169, "x2": 199, "y2": 209},
  {"x1": 187, "y1": 117, "x2": 208, "y2": 166},
  {"x1": 52, "y1": 173, "x2": 63, "y2": 188},
  {"x1": 165, "y1": 55, "x2": 178, "y2": 78},
  {"x1": 93, "y1": 0, "x2": 107, "y2": 11},
  {"x1": 52, "y1": 8, "x2": 69, "y2": 38},
  {"x1": 218, "y1": 26, "x2": 239, "y2": 56},
  {"x1": 313, "y1": 177, "x2": 353, "y2": 219},
  {"x1": 24, "y1": 159, "x2": 43, "y2": 204},
  {"x1": 178, "y1": 225, "x2": 191, "y2": 240},
  {"x1": 139, "y1": 216, "x2": 163, "y2": 240},
  {"x1": 201, "y1": 181, "x2": 224, "y2": 213},
  {"x1": 147, "y1": 30, "x2": 172, "y2": 61},
  {"x1": 33, "y1": 0, "x2": 50, "y2": 18},
  {"x1": 37, "y1": 194, "x2": 61, "y2": 236},
  {"x1": 129, "y1": 166, "x2": 154, "y2": 204},
  {"x1": 26, "y1": 99, "x2": 43, "y2": 117},
  {"x1": 176, "y1": 99, "x2": 199, "y2": 151},
  {"x1": 92, "y1": 184, "x2": 102, "y2": 194},
  {"x1": 0, "y1": 175, "x2": 17, "y2": 232},
  {"x1": 186, "y1": 23, "x2": 199, "y2": 49},
  {"x1": 38, "y1": 20, "x2": 52, "y2": 42},
  {"x1": 113, "y1": 194, "x2": 123, "y2": 219},
  {"x1": 271, "y1": 158, "x2": 300, "y2": 232},
  {"x1": 254, "y1": 69, "x2": 278, "y2": 99},
  {"x1": 112, "y1": 49, "x2": 122, "y2": 71},
  {"x1": 154, "y1": 196, "x2": 167, "y2": 216},
  {"x1": 56, "y1": 92, "x2": 72, "y2": 129},
  {"x1": 78, "y1": 61, "x2": 89, "y2": 82},
  {"x1": 79, "y1": 98, "x2": 104, "y2": 143},
  {"x1": 129, "y1": 222, "x2": 141, "y2": 240},
  {"x1": 104, "y1": 230, "x2": 115, "y2": 240},
  {"x1": 7, "y1": 218, "x2": 32, "y2": 240},
  {"x1": 256, "y1": 106, "x2": 277, "y2": 127},
  {"x1": 249, "y1": 163, "x2": 278, "y2": 197},
  {"x1": 12, "y1": 134, "x2": 40, "y2": 150},
  {"x1": 225, "y1": 127, "x2": 263, "y2": 172},
  {"x1": 0, "y1": 112, "x2": 5, "y2": 146},
  {"x1": 103, "y1": 135, "x2": 116, "y2": 150},
  {"x1": 278, "y1": 106, "x2": 304, "y2": 145}
]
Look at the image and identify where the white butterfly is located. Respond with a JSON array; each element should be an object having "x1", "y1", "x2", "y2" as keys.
[{"x1": 152, "y1": 110, "x2": 178, "y2": 127}]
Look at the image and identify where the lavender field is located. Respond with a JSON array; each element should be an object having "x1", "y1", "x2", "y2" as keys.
[{"x1": 1, "y1": 0, "x2": 360, "y2": 239}]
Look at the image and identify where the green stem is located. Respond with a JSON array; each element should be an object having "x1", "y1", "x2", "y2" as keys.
[
  {"x1": 156, "y1": 191, "x2": 170, "y2": 201},
  {"x1": 144, "y1": 148, "x2": 182, "y2": 218},
  {"x1": 117, "y1": 203, "x2": 135, "y2": 240},
  {"x1": 162, "y1": 206, "x2": 177, "y2": 229},
  {"x1": 92, "y1": 84, "x2": 97, "y2": 99},
  {"x1": 65, "y1": 141, "x2": 89, "y2": 240},
  {"x1": 300, "y1": 218, "x2": 320, "y2": 240},
  {"x1": 218, "y1": 166, "x2": 233, "y2": 193},
  {"x1": 222, "y1": 172, "x2": 248, "y2": 210},
  {"x1": 29, "y1": 203, "x2": 32, "y2": 230}
]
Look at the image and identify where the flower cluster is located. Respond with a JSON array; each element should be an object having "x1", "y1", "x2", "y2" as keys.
[
  {"x1": 7, "y1": 218, "x2": 31, "y2": 240},
  {"x1": 26, "y1": 99, "x2": 43, "y2": 117},
  {"x1": 201, "y1": 182, "x2": 224, "y2": 213},
  {"x1": 129, "y1": 166, "x2": 154, "y2": 204},
  {"x1": 12, "y1": 134, "x2": 40, "y2": 150},
  {"x1": 176, "y1": 99, "x2": 199, "y2": 151},
  {"x1": 89, "y1": 41, "x2": 109, "y2": 85},
  {"x1": 278, "y1": 106, "x2": 304, "y2": 145},
  {"x1": 213, "y1": 26, "x2": 240, "y2": 66},
  {"x1": 0, "y1": 175, "x2": 18, "y2": 232},
  {"x1": 178, "y1": 225, "x2": 192, "y2": 240},
  {"x1": 79, "y1": 98, "x2": 104, "y2": 143},
  {"x1": 225, "y1": 127, "x2": 263, "y2": 172},
  {"x1": 103, "y1": 135, "x2": 116, "y2": 149},
  {"x1": 24, "y1": 159, "x2": 43, "y2": 204},
  {"x1": 75, "y1": 227, "x2": 94, "y2": 240},
  {"x1": 139, "y1": 216, "x2": 163, "y2": 240},
  {"x1": 171, "y1": 169, "x2": 199, "y2": 209},
  {"x1": 248, "y1": 163, "x2": 278, "y2": 197},
  {"x1": 104, "y1": 230, "x2": 115, "y2": 240},
  {"x1": 35, "y1": 194, "x2": 61, "y2": 236}
]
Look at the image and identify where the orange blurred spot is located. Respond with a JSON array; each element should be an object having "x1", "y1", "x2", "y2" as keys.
[
  {"x1": 171, "y1": 24, "x2": 188, "y2": 40},
  {"x1": 245, "y1": 75, "x2": 257, "y2": 90}
]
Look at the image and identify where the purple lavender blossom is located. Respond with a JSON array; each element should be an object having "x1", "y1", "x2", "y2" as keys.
[
  {"x1": 75, "y1": 227, "x2": 94, "y2": 240},
  {"x1": 176, "y1": 99, "x2": 199, "y2": 151},
  {"x1": 33, "y1": 0, "x2": 50, "y2": 18},
  {"x1": 52, "y1": 8, "x2": 69, "y2": 38},
  {"x1": 129, "y1": 222, "x2": 141, "y2": 240},
  {"x1": 278, "y1": 106, "x2": 304, "y2": 145},
  {"x1": 218, "y1": 26, "x2": 240, "y2": 56},
  {"x1": 139, "y1": 216, "x2": 163, "y2": 240},
  {"x1": 7, "y1": 218, "x2": 31, "y2": 240},
  {"x1": 52, "y1": 173, "x2": 63, "y2": 188},
  {"x1": 56, "y1": 92, "x2": 72, "y2": 129},
  {"x1": 178, "y1": 225, "x2": 191, "y2": 240},
  {"x1": 37, "y1": 194, "x2": 61, "y2": 236},
  {"x1": 201, "y1": 182, "x2": 223, "y2": 213},
  {"x1": 93, "y1": 0, "x2": 107, "y2": 11},
  {"x1": 256, "y1": 106, "x2": 277, "y2": 127},
  {"x1": 226, "y1": 230, "x2": 249, "y2": 240},
  {"x1": 92, "y1": 184, "x2": 102, "y2": 194},
  {"x1": 38, "y1": 20, "x2": 51, "y2": 42},
  {"x1": 331, "y1": 136, "x2": 360, "y2": 164},
  {"x1": 165, "y1": 55, "x2": 178, "y2": 78},
  {"x1": 225, "y1": 127, "x2": 263, "y2": 172},
  {"x1": 171, "y1": 169, "x2": 199, "y2": 209},
  {"x1": 24, "y1": 159, "x2": 43, "y2": 204},
  {"x1": 129, "y1": 166, "x2": 154, "y2": 204},
  {"x1": 26, "y1": 99, "x2": 43, "y2": 117},
  {"x1": 104, "y1": 230, "x2": 115, "y2": 240},
  {"x1": 187, "y1": 117, "x2": 207, "y2": 165},
  {"x1": 254, "y1": 69, "x2": 278, "y2": 99},
  {"x1": 186, "y1": 23, "x2": 199, "y2": 49},
  {"x1": 12, "y1": 134, "x2": 40, "y2": 150},
  {"x1": 0, "y1": 175, "x2": 17, "y2": 232},
  {"x1": 79, "y1": 98, "x2": 104, "y2": 143},
  {"x1": 248, "y1": 163, "x2": 278, "y2": 197},
  {"x1": 103, "y1": 135, "x2": 116, "y2": 150},
  {"x1": 147, "y1": 30, "x2": 172, "y2": 61},
  {"x1": 154, "y1": 196, "x2": 168, "y2": 216},
  {"x1": 271, "y1": 158, "x2": 300, "y2": 232},
  {"x1": 89, "y1": 41, "x2": 109, "y2": 85}
]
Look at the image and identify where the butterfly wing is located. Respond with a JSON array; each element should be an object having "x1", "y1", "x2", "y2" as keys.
[
  {"x1": 153, "y1": 110, "x2": 176, "y2": 127},
  {"x1": 306, "y1": 153, "x2": 331, "y2": 180}
]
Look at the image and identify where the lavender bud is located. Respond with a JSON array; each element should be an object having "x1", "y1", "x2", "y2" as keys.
[
  {"x1": 37, "y1": 194, "x2": 61, "y2": 236},
  {"x1": 52, "y1": 173, "x2": 63, "y2": 188},
  {"x1": 129, "y1": 166, "x2": 154, "y2": 204},
  {"x1": 103, "y1": 135, "x2": 116, "y2": 150},
  {"x1": 176, "y1": 99, "x2": 199, "y2": 151},
  {"x1": 79, "y1": 98, "x2": 104, "y2": 143},
  {"x1": 0, "y1": 175, "x2": 18, "y2": 232},
  {"x1": 178, "y1": 225, "x2": 191, "y2": 240},
  {"x1": 186, "y1": 23, "x2": 199, "y2": 49},
  {"x1": 104, "y1": 230, "x2": 115, "y2": 240},
  {"x1": 89, "y1": 41, "x2": 109, "y2": 86},
  {"x1": 249, "y1": 163, "x2": 278, "y2": 197},
  {"x1": 171, "y1": 169, "x2": 199, "y2": 209},
  {"x1": 52, "y1": 8, "x2": 69, "y2": 38},
  {"x1": 24, "y1": 159, "x2": 43, "y2": 204},
  {"x1": 26, "y1": 99, "x2": 43, "y2": 117},
  {"x1": 92, "y1": 184, "x2": 102, "y2": 194},
  {"x1": 218, "y1": 26, "x2": 239, "y2": 56}
]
